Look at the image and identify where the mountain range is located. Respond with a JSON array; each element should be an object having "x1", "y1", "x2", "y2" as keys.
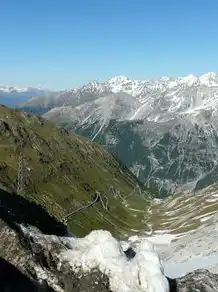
[
  {"x1": 0, "y1": 86, "x2": 51, "y2": 107},
  {"x1": 19, "y1": 72, "x2": 218, "y2": 197}
]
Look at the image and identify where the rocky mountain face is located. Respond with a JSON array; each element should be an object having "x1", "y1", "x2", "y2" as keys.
[
  {"x1": 20, "y1": 72, "x2": 218, "y2": 197},
  {"x1": 0, "y1": 105, "x2": 152, "y2": 238}
]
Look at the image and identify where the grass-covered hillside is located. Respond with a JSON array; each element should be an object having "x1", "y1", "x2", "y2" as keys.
[{"x1": 0, "y1": 105, "x2": 152, "y2": 238}]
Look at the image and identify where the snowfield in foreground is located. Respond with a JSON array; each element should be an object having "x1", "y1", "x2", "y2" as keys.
[
  {"x1": 129, "y1": 210, "x2": 218, "y2": 279},
  {"x1": 120, "y1": 210, "x2": 218, "y2": 280},
  {"x1": 22, "y1": 227, "x2": 169, "y2": 292},
  {"x1": 20, "y1": 209, "x2": 218, "y2": 291}
]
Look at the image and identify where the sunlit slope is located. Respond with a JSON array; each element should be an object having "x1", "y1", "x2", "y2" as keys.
[{"x1": 0, "y1": 105, "x2": 152, "y2": 238}]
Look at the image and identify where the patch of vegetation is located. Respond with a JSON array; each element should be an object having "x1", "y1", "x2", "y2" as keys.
[{"x1": 0, "y1": 106, "x2": 152, "y2": 238}]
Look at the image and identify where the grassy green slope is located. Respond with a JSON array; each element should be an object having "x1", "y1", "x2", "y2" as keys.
[{"x1": 0, "y1": 105, "x2": 152, "y2": 238}]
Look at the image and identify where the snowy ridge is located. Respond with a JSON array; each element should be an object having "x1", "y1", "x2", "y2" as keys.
[
  {"x1": 107, "y1": 72, "x2": 218, "y2": 96},
  {"x1": 42, "y1": 71, "x2": 218, "y2": 123}
]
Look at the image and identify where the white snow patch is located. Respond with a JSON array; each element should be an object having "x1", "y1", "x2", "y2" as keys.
[
  {"x1": 200, "y1": 213, "x2": 216, "y2": 223},
  {"x1": 153, "y1": 229, "x2": 173, "y2": 234},
  {"x1": 159, "y1": 212, "x2": 218, "y2": 278},
  {"x1": 206, "y1": 197, "x2": 218, "y2": 203},
  {"x1": 146, "y1": 234, "x2": 177, "y2": 247},
  {"x1": 164, "y1": 254, "x2": 218, "y2": 278},
  {"x1": 59, "y1": 230, "x2": 169, "y2": 292}
]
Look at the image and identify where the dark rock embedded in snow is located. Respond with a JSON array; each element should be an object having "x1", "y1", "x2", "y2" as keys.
[
  {"x1": 124, "y1": 247, "x2": 136, "y2": 260},
  {"x1": 0, "y1": 224, "x2": 111, "y2": 292},
  {"x1": 2, "y1": 220, "x2": 218, "y2": 292}
]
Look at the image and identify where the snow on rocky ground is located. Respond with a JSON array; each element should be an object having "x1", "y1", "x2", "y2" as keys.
[
  {"x1": 20, "y1": 197, "x2": 218, "y2": 291},
  {"x1": 149, "y1": 186, "x2": 218, "y2": 279},
  {"x1": 58, "y1": 209, "x2": 218, "y2": 288},
  {"x1": 60, "y1": 230, "x2": 169, "y2": 292},
  {"x1": 145, "y1": 211, "x2": 218, "y2": 279},
  {"x1": 152, "y1": 186, "x2": 218, "y2": 235},
  {"x1": 21, "y1": 227, "x2": 169, "y2": 292},
  {"x1": 116, "y1": 206, "x2": 218, "y2": 281},
  {"x1": 159, "y1": 211, "x2": 218, "y2": 278}
]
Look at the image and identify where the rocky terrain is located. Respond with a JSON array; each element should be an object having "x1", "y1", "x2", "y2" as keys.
[
  {"x1": 0, "y1": 188, "x2": 218, "y2": 291},
  {"x1": 20, "y1": 72, "x2": 218, "y2": 197}
]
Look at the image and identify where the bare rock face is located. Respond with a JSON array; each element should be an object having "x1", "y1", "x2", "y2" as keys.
[
  {"x1": 0, "y1": 120, "x2": 10, "y2": 133},
  {"x1": 0, "y1": 223, "x2": 111, "y2": 292},
  {"x1": 168, "y1": 269, "x2": 218, "y2": 292}
]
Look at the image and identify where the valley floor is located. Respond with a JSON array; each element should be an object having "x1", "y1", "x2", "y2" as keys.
[{"x1": 148, "y1": 208, "x2": 218, "y2": 278}]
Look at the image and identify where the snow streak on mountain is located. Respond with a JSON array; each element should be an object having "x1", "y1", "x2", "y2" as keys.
[{"x1": 21, "y1": 72, "x2": 218, "y2": 196}]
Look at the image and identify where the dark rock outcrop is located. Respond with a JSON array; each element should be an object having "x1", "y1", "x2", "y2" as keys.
[
  {"x1": 0, "y1": 120, "x2": 10, "y2": 133},
  {"x1": 0, "y1": 257, "x2": 53, "y2": 292},
  {"x1": 169, "y1": 269, "x2": 218, "y2": 292},
  {"x1": 0, "y1": 188, "x2": 67, "y2": 236},
  {"x1": 14, "y1": 224, "x2": 218, "y2": 292}
]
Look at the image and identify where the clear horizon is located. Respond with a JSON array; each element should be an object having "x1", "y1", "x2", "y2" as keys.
[{"x1": 1, "y1": 0, "x2": 218, "y2": 90}]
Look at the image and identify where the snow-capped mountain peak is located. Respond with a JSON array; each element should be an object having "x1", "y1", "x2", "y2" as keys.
[
  {"x1": 181, "y1": 74, "x2": 198, "y2": 86},
  {"x1": 0, "y1": 85, "x2": 51, "y2": 107},
  {"x1": 69, "y1": 80, "x2": 109, "y2": 97},
  {"x1": 199, "y1": 72, "x2": 218, "y2": 86},
  {"x1": 106, "y1": 75, "x2": 144, "y2": 96},
  {"x1": 104, "y1": 72, "x2": 218, "y2": 98},
  {"x1": 108, "y1": 75, "x2": 130, "y2": 84}
]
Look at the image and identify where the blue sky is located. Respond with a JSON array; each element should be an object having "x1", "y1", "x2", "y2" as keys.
[{"x1": 0, "y1": 0, "x2": 218, "y2": 89}]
